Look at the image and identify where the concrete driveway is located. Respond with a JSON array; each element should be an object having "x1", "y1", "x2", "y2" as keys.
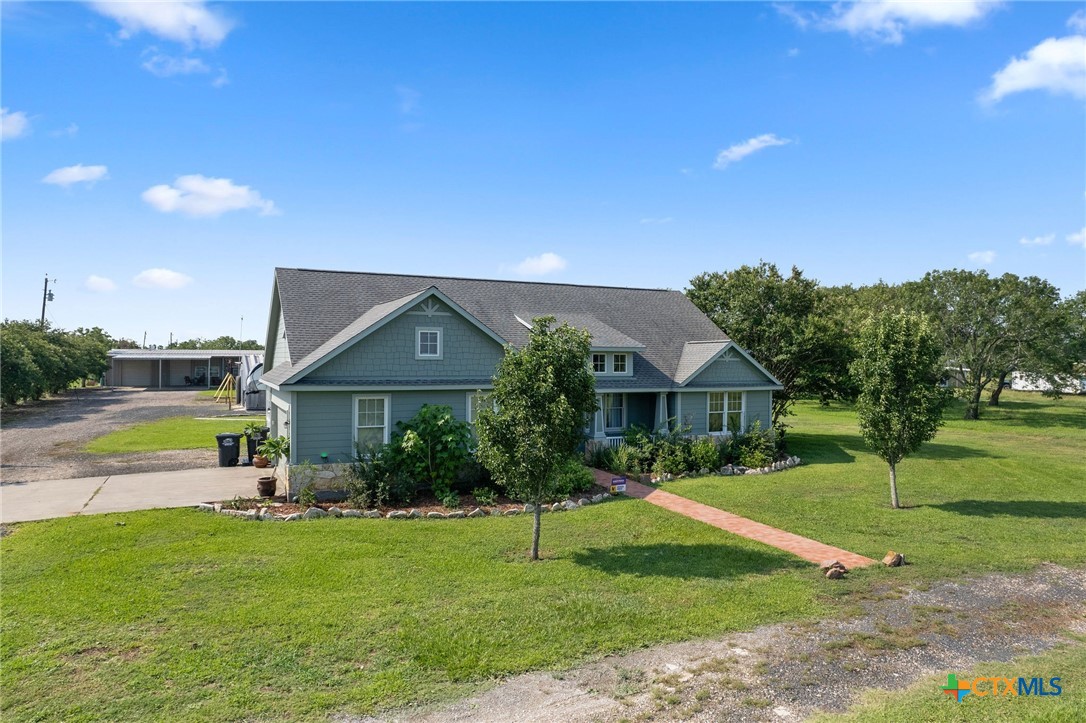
[{"x1": 1, "y1": 467, "x2": 263, "y2": 523}]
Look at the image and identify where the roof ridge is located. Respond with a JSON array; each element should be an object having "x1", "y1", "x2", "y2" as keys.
[{"x1": 277, "y1": 267, "x2": 681, "y2": 294}]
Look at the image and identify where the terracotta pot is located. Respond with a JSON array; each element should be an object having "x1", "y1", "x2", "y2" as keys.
[
  {"x1": 253, "y1": 455, "x2": 269, "y2": 468},
  {"x1": 257, "y1": 476, "x2": 276, "y2": 497}
]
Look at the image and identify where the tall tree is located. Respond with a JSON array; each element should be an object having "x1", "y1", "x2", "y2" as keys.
[
  {"x1": 851, "y1": 310, "x2": 949, "y2": 509},
  {"x1": 474, "y1": 317, "x2": 596, "y2": 560},
  {"x1": 688, "y1": 262, "x2": 853, "y2": 423}
]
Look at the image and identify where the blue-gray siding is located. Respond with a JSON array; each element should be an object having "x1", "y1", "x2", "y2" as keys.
[
  {"x1": 686, "y1": 351, "x2": 769, "y2": 386},
  {"x1": 303, "y1": 302, "x2": 504, "y2": 382},
  {"x1": 676, "y1": 390, "x2": 772, "y2": 435}
]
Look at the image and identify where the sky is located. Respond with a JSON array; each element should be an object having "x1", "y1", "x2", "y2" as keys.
[{"x1": 2, "y1": 1, "x2": 1084, "y2": 346}]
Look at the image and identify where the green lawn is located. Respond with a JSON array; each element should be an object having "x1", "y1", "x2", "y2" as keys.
[
  {"x1": 3, "y1": 392, "x2": 1084, "y2": 720},
  {"x1": 83, "y1": 415, "x2": 265, "y2": 454}
]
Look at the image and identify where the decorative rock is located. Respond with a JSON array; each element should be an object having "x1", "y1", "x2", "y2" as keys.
[
  {"x1": 213, "y1": 503, "x2": 222, "y2": 513},
  {"x1": 283, "y1": 513, "x2": 301, "y2": 522},
  {"x1": 524, "y1": 503, "x2": 536, "y2": 513},
  {"x1": 364, "y1": 510, "x2": 383, "y2": 519},
  {"x1": 601, "y1": 493, "x2": 612, "y2": 500},
  {"x1": 342, "y1": 509, "x2": 363, "y2": 518},
  {"x1": 447, "y1": 511, "x2": 465, "y2": 519},
  {"x1": 503, "y1": 508, "x2": 520, "y2": 516},
  {"x1": 551, "y1": 503, "x2": 563, "y2": 512},
  {"x1": 882, "y1": 551, "x2": 904, "y2": 567},
  {"x1": 196, "y1": 503, "x2": 215, "y2": 512},
  {"x1": 577, "y1": 498, "x2": 590, "y2": 506},
  {"x1": 700, "y1": 467, "x2": 710, "y2": 475},
  {"x1": 825, "y1": 567, "x2": 845, "y2": 580},
  {"x1": 302, "y1": 507, "x2": 328, "y2": 520},
  {"x1": 261, "y1": 512, "x2": 279, "y2": 521},
  {"x1": 327, "y1": 506, "x2": 343, "y2": 518},
  {"x1": 468, "y1": 508, "x2": 485, "y2": 518},
  {"x1": 820, "y1": 559, "x2": 846, "y2": 572},
  {"x1": 746, "y1": 469, "x2": 760, "y2": 475},
  {"x1": 426, "y1": 511, "x2": 445, "y2": 519},
  {"x1": 563, "y1": 500, "x2": 578, "y2": 510},
  {"x1": 387, "y1": 510, "x2": 409, "y2": 519},
  {"x1": 591, "y1": 494, "x2": 605, "y2": 503},
  {"x1": 407, "y1": 509, "x2": 422, "y2": 519},
  {"x1": 490, "y1": 508, "x2": 504, "y2": 516}
]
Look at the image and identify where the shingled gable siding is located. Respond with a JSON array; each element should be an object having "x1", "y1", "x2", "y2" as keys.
[
  {"x1": 685, "y1": 351, "x2": 768, "y2": 386},
  {"x1": 301, "y1": 302, "x2": 504, "y2": 382},
  {"x1": 292, "y1": 390, "x2": 474, "y2": 464},
  {"x1": 271, "y1": 308, "x2": 290, "y2": 370}
]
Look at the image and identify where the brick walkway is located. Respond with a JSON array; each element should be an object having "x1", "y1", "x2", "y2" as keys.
[{"x1": 594, "y1": 470, "x2": 876, "y2": 569}]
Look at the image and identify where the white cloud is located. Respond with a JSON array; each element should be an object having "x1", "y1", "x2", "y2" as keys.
[
  {"x1": 212, "y1": 68, "x2": 229, "y2": 88},
  {"x1": 714, "y1": 134, "x2": 791, "y2": 170},
  {"x1": 968, "y1": 250, "x2": 996, "y2": 265},
  {"x1": 514, "y1": 252, "x2": 567, "y2": 276},
  {"x1": 133, "y1": 268, "x2": 193, "y2": 289},
  {"x1": 1018, "y1": 233, "x2": 1054, "y2": 247},
  {"x1": 89, "y1": 1, "x2": 233, "y2": 47},
  {"x1": 825, "y1": 0, "x2": 997, "y2": 44},
  {"x1": 51, "y1": 123, "x2": 79, "y2": 138},
  {"x1": 141, "y1": 50, "x2": 210, "y2": 77},
  {"x1": 777, "y1": 1, "x2": 997, "y2": 45},
  {"x1": 639, "y1": 217, "x2": 674, "y2": 225},
  {"x1": 395, "y1": 85, "x2": 421, "y2": 115},
  {"x1": 1, "y1": 107, "x2": 30, "y2": 140},
  {"x1": 1068, "y1": 227, "x2": 1086, "y2": 247},
  {"x1": 42, "y1": 164, "x2": 109, "y2": 187},
  {"x1": 1069, "y1": 9, "x2": 1086, "y2": 34},
  {"x1": 981, "y1": 34, "x2": 1086, "y2": 104},
  {"x1": 85, "y1": 275, "x2": 117, "y2": 292},
  {"x1": 141, "y1": 174, "x2": 279, "y2": 217},
  {"x1": 787, "y1": 47, "x2": 800, "y2": 57}
]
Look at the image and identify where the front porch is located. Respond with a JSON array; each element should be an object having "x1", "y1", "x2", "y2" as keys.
[{"x1": 590, "y1": 391, "x2": 671, "y2": 446}]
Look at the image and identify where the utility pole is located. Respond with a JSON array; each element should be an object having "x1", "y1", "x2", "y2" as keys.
[
  {"x1": 240, "y1": 316, "x2": 244, "y2": 345},
  {"x1": 142, "y1": 331, "x2": 147, "y2": 349},
  {"x1": 40, "y1": 275, "x2": 55, "y2": 328},
  {"x1": 169, "y1": 332, "x2": 173, "y2": 346}
]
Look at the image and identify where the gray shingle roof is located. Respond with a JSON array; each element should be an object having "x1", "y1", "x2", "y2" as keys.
[
  {"x1": 271, "y1": 267, "x2": 732, "y2": 388},
  {"x1": 109, "y1": 349, "x2": 263, "y2": 360},
  {"x1": 674, "y1": 341, "x2": 730, "y2": 385}
]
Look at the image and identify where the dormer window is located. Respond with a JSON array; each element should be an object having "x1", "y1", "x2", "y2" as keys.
[
  {"x1": 416, "y1": 328, "x2": 442, "y2": 359},
  {"x1": 613, "y1": 354, "x2": 627, "y2": 374},
  {"x1": 592, "y1": 353, "x2": 607, "y2": 373}
]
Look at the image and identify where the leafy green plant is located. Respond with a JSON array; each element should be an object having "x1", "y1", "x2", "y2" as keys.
[
  {"x1": 690, "y1": 437, "x2": 720, "y2": 471},
  {"x1": 555, "y1": 456, "x2": 596, "y2": 498},
  {"x1": 612, "y1": 443, "x2": 641, "y2": 477},
  {"x1": 736, "y1": 420, "x2": 775, "y2": 469},
  {"x1": 242, "y1": 421, "x2": 264, "y2": 439},
  {"x1": 584, "y1": 441, "x2": 615, "y2": 471},
  {"x1": 471, "y1": 487, "x2": 498, "y2": 506},
  {"x1": 298, "y1": 483, "x2": 317, "y2": 507},
  {"x1": 346, "y1": 441, "x2": 414, "y2": 508},
  {"x1": 455, "y1": 459, "x2": 492, "y2": 491},
  {"x1": 392, "y1": 405, "x2": 472, "y2": 500},
  {"x1": 439, "y1": 491, "x2": 461, "y2": 509},
  {"x1": 257, "y1": 435, "x2": 290, "y2": 465}
]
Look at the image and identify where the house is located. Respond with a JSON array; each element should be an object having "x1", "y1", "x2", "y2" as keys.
[
  {"x1": 263, "y1": 268, "x2": 782, "y2": 487},
  {"x1": 105, "y1": 348, "x2": 264, "y2": 389}
]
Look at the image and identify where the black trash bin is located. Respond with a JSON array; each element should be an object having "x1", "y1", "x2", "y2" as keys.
[{"x1": 216, "y1": 433, "x2": 243, "y2": 467}]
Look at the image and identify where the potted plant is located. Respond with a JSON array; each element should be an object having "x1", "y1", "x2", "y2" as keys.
[
  {"x1": 257, "y1": 475, "x2": 277, "y2": 497},
  {"x1": 242, "y1": 421, "x2": 264, "y2": 463},
  {"x1": 255, "y1": 436, "x2": 290, "y2": 496}
]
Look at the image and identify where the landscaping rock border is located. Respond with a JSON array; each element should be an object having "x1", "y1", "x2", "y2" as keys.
[
  {"x1": 196, "y1": 493, "x2": 615, "y2": 523},
  {"x1": 651, "y1": 455, "x2": 803, "y2": 482}
]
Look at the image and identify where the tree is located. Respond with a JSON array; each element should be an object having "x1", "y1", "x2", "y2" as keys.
[
  {"x1": 851, "y1": 310, "x2": 949, "y2": 509},
  {"x1": 687, "y1": 262, "x2": 853, "y2": 423},
  {"x1": 474, "y1": 317, "x2": 597, "y2": 560}
]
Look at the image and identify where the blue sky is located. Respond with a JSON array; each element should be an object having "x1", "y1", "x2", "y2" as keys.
[{"x1": 2, "y1": 1, "x2": 1084, "y2": 345}]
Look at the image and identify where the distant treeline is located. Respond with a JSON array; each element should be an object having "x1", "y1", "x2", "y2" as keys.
[
  {"x1": 0, "y1": 322, "x2": 114, "y2": 405},
  {"x1": 688, "y1": 264, "x2": 1086, "y2": 421}
]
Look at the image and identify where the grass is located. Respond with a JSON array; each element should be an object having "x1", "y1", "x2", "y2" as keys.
[
  {"x1": 83, "y1": 415, "x2": 265, "y2": 454},
  {"x1": 815, "y1": 636, "x2": 1086, "y2": 721},
  {"x1": 664, "y1": 391, "x2": 1086, "y2": 582},
  {"x1": 3, "y1": 392, "x2": 1084, "y2": 720}
]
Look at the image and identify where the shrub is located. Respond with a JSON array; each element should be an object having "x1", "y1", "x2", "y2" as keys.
[
  {"x1": 346, "y1": 442, "x2": 414, "y2": 508},
  {"x1": 690, "y1": 436, "x2": 720, "y2": 471},
  {"x1": 298, "y1": 483, "x2": 317, "y2": 507},
  {"x1": 584, "y1": 441, "x2": 615, "y2": 471},
  {"x1": 455, "y1": 459, "x2": 492, "y2": 492},
  {"x1": 737, "y1": 420, "x2": 775, "y2": 469},
  {"x1": 612, "y1": 443, "x2": 641, "y2": 477},
  {"x1": 653, "y1": 435, "x2": 694, "y2": 475},
  {"x1": 472, "y1": 487, "x2": 498, "y2": 506},
  {"x1": 391, "y1": 405, "x2": 472, "y2": 500},
  {"x1": 554, "y1": 456, "x2": 596, "y2": 499},
  {"x1": 439, "y1": 491, "x2": 461, "y2": 509}
]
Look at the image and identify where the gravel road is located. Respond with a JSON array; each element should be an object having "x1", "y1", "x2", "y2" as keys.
[{"x1": 0, "y1": 388, "x2": 257, "y2": 484}]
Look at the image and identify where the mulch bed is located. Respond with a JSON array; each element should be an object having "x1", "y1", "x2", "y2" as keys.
[{"x1": 219, "y1": 484, "x2": 611, "y2": 517}]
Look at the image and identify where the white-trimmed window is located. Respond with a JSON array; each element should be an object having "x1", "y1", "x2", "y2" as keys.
[
  {"x1": 613, "y1": 353, "x2": 627, "y2": 374},
  {"x1": 592, "y1": 353, "x2": 607, "y2": 373},
  {"x1": 353, "y1": 394, "x2": 390, "y2": 446},
  {"x1": 416, "y1": 328, "x2": 442, "y2": 359},
  {"x1": 603, "y1": 393, "x2": 625, "y2": 431},
  {"x1": 708, "y1": 391, "x2": 744, "y2": 435},
  {"x1": 466, "y1": 391, "x2": 495, "y2": 425}
]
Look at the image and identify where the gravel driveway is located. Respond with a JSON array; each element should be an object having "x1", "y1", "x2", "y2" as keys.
[{"x1": 0, "y1": 388, "x2": 256, "y2": 484}]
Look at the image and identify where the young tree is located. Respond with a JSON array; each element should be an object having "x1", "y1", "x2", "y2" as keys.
[
  {"x1": 851, "y1": 310, "x2": 949, "y2": 509},
  {"x1": 475, "y1": 317, "x2": 596, "y2": 560}
]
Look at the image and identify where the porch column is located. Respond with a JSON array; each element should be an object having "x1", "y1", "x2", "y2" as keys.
[
  {"x1": 158, "y1": 360, "x2": 163, "y2": 389},
  {"x1": 593, "y1": 394, "x2": 605, "y2": 439},
  {"x1": 207, "y1": 357, "x2": 212, "y2": 388},
  {"x1": 656, "y1": 391, "x2": 668, "y2": 432}
]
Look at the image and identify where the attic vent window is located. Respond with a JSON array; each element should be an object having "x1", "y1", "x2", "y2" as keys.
[{"x1": 416, "y1": 328, "x2": 442, "y2": 359}]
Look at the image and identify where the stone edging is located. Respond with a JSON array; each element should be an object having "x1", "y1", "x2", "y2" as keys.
[{"x1": 196, "y1": 492, "x2": 615, "y2": 522}]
